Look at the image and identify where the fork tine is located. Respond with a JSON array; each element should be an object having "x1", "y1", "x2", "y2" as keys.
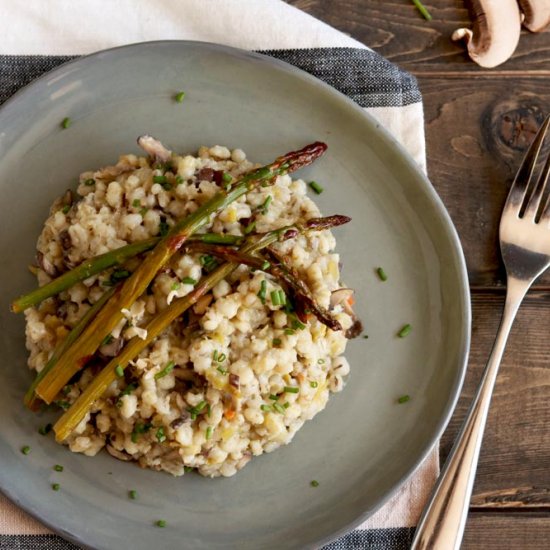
[
  {"x1": 524, "y1": 148, "x2": 550, "y2": 221},
  {"x1": 504, "y1": 115, "x2": 550, "y2": 213},
  {"x1": 536, "y1": 153, "x2": 550, "y2": 223}
]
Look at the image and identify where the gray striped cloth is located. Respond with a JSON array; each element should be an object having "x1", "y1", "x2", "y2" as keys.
[{"x1": 0, "y1": 1, "x2": 436, "y2": 548}]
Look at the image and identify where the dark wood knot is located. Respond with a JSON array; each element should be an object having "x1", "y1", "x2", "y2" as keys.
[{"x1": 497, "y1": 106, "x2": 544, "y2": 151}]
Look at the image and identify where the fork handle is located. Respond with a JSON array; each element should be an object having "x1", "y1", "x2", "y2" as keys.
[{"x1": 411, "y1": 276, "x2": 529, "y2": 550}]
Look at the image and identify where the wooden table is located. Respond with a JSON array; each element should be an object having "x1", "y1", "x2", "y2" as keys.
[{"x1": 288, "y1": 1, "x2": 550, "y2": 548}]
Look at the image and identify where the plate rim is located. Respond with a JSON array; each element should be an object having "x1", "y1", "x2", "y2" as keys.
[{"x1": 0, "y1": 39, "x2": 471, "y2": 549}]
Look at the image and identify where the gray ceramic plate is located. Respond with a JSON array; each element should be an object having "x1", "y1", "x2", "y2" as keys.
[{"x1": 0, "y1": 41, "x2": 470, "y2": 549}]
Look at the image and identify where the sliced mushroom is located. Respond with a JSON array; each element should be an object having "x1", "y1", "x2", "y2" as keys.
[
  {"x1": 99, "y1": 336, "x2": 124, "y2": 358},
  {"x1": 518, "y1": 0, "x2": 550, "y2": 32},
  {"x1": 329, "y1": 288, "x2": 355, "y2": 316},
  {"x1": 452, "y1": 0, "x2": 522, "y2": 68},
  {"x1": 106, "y1": 444, "x2": 132, "y2": 461},
  {"x1": 93, "y1": 162, "x2": 135, "y2": 180},
  {"x1": 137, "y1": 135, "x2": 172, "y2": 163},
  {"x1": 36, "y1": 251, "x2": 58, "y2": 277}
]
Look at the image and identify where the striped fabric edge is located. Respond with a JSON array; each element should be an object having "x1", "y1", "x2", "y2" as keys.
[
  {"x1": 0, "y1": 48, "x2": 421, "y2": 109},
  {"x1": 0, "y1": 528, "x2": 415, "y2": 550},
  {"x1": 0, "y1": 46, "x2": 421, "y2": 550}
]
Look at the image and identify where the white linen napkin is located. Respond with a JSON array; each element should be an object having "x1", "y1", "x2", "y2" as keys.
[{"x1": 0, "y1": 1, "x2": 435, "y2": 548}]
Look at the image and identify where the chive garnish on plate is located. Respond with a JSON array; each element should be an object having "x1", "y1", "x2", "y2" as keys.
[
  {"x1": 308, "y1": 181, "x2": 323, "y2": 194},
  {"x1": 376, "y1": 267, "x2": 388, "y2": 281},
  {"x1": 397, "y1": 324, "x2": 412, "y2": 338}
]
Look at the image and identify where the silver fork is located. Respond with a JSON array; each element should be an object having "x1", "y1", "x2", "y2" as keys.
[{"x1": 411, "y1": 115, "x2": 550, "y2": 550}]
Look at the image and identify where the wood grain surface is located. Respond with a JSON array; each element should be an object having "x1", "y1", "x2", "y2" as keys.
[{"x1": 287, "y1": 0, "x2": 550, "y2": 547}]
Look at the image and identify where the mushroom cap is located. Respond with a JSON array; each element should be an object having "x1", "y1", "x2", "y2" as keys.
[
  {"x1": 452, "y1": 0, "x2": 522, "y2": 68},
  {"x1": 518, "y1": 0, "x2": 550, "y2": 32}
]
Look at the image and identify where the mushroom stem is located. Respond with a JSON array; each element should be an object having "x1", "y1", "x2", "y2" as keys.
[
  {"x1": 518, "y1": 0, "x2": 550, "y2": 32},
  {"x1": 452, "y1": 0, "x2": 522, "y2": 68}
]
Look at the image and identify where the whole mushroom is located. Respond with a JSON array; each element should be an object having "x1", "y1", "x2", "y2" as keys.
[
  {"x1": 452, "y1": 0, "x2": 522, "y2": 68},
  {"x1": 518, "y1": 0, "x2": 550, "y2": 32}
]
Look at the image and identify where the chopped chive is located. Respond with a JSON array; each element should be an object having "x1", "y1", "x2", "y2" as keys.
[
  {"x1": 317, "y1": 359, "x2": 325, "y2": 364},
  {"x1": 171, "y1": 282, "x2": 181, "y2": 291},
  {"x1": 189, "y1": 412, "x2": 197, "y2": 421},
  {"x1": 269, "y1": 394, "x2": 279, "y2": 401},
  {"x1": 205, "y1": 426, "x2": 213, "y2": 440},
  {"x1": 38, "y1": 423, "x2": 53, "y2": 436},
  {"x1": 363, "y1": 334, "x2": 369, "y2": 339},
  {"x1": 283, "y1": 402, "x2": 290, "y2": 409},
  {"x1": 217, "y1": 353, "x2": 226, "y2": 362},
  {"x1": 397, "y1": 324, "x2": 412, "y2": 338},
  {"x1": 260, "y1": 404, "x2": 272, "y2": 412},
  {"x1": 175, "y1": 175, "x2": 184, "y2": 185},
  {"x1": 244, "y1": 221, "x2": 256, "y2": 235},
  {"x1": 175, "y1": 91, "x2": 185, "y2": 103},
  {"x1": 277, "y1": 290, "x2": 286, "y2": 305},
  {"x1": 213, "y1": 350, "x2": 218, "y2": 361},
  {"x1": 110, "y1": 269, "x2": 130, "y2": 284},
  {"x1": 139, "y1": 207, "x2": 148, "y2": 216},
  {"x1": 260, "y1": 195, "x2": 272, "y2": 214},
  {"x1": 184, "y1": 466, "x2": 193, "y2": 473},
  {"x1": 84, "y1": 178, "x2": 95, "y2": 186},
  {"x1": 222, "y1": 172, "x2": 232, "y2": 183},
  {"x1": 261, "y1": 260, "x2": 270, "y2": 270},
  {"x1": 411, "y1": 0, "x2": 432, "y2": 21},
  {"x1": 284, "y1": 328, "x2": 295, "y2": 335},
  {"x1": 271, "y1": 290, "x2": 282, "y2": 306},
  {"x1": 216, "y1": 366, "x2": 227, "y2": 375},
  {"x1": 52, "y1": 483, "x2": 61, "y2": 491},
  {"x1": 155, "y1": 361, "x2": 175, "y2": 380},
  {"x1": 291, "y1": 317, "x2": 306, "y2": 330},
  {"x1": 181, "y1": 276, "x2": 196, "y2": 285},
  {"x1": 398, "y1": 395, "x2": 411, "y2": 404},
  {"x1": 272, "y1": 338, "x2": 282, "y2": 346},
  {"x1": 129, "y1": 490, "x2": 138, "y2": 500},
  {"x1": 308, "y1": 181, "x2": 324, "y2": 194},
  {"x1": 54, "y1": 464, "x2": 64, "y2": 472},
  {"x1": 310, "y1": 381, "x2": 318, "y2": 388},
  {"x1": 283, "y1": 386, "x2": 299, "y2": 394},
  {"x1": 61, "y1": 205, "x2": 70, "y2": 214},
  {"x1": 153, "y1": 175, "x2": 167, "y2": 185},
  {"x1": 258, "y1": 280, "x2": 267, "y2": 304},
  {"x1": 156, "y1": 427, "x2": 166, "y2": 443},
  {"x1": 159, "y1": 220, "x2": 170, "y2": 237},
  {"x1": 156, "y1": 520, "x2": 167, "y2": 528},
  {"x1": 132, "y1": 199, "x2": 141, "y2": 208},
  {"x1": 376, "y1": 267, "x2": 388, "y2": 281},
  {"x1": 61, "y1": 117, "x2": 71, "y2": 129},
  {"x1": 161, "y1": 181, "x2": 172, "y2": 191},
  {"x1": 273, "y1": 402, "x2": 286, "y2": 414},
  {"x1": 54, "y1": 400, "x2": 70, "y2": 410},
  {"x1": 310, "y1": 480, "x2": 319, "y2": 487},
  {"x1": 114, "y1": 365, "x2": 124, "y2": 378},
  {"x1": 200, "y1": 254, "x2": 214, "y2": 266},
  {"x1": 21, "y1": 446, "x2": 31, "y2": 455},
  {"x1": 119, "y1": 383, "x2": 138, "y2": 398},
  {"x1": 62, "y1": 384, "x2": 72, "y2": 396},
  {"x1": 195, "y1": 401, "x2": 207, "y2": 412},
  {"x1": 131, "y1": 422, "x2": 152, "y2": 442}
]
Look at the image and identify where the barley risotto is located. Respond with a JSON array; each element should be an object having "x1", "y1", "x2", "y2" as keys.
[{"x1": 22, "y1": 139, "x2": 356, "y2": 477}]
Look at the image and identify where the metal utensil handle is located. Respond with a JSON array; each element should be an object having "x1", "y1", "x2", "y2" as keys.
[{"x1": 411, "y1": 276, "x2": 528, "y2": 550}]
